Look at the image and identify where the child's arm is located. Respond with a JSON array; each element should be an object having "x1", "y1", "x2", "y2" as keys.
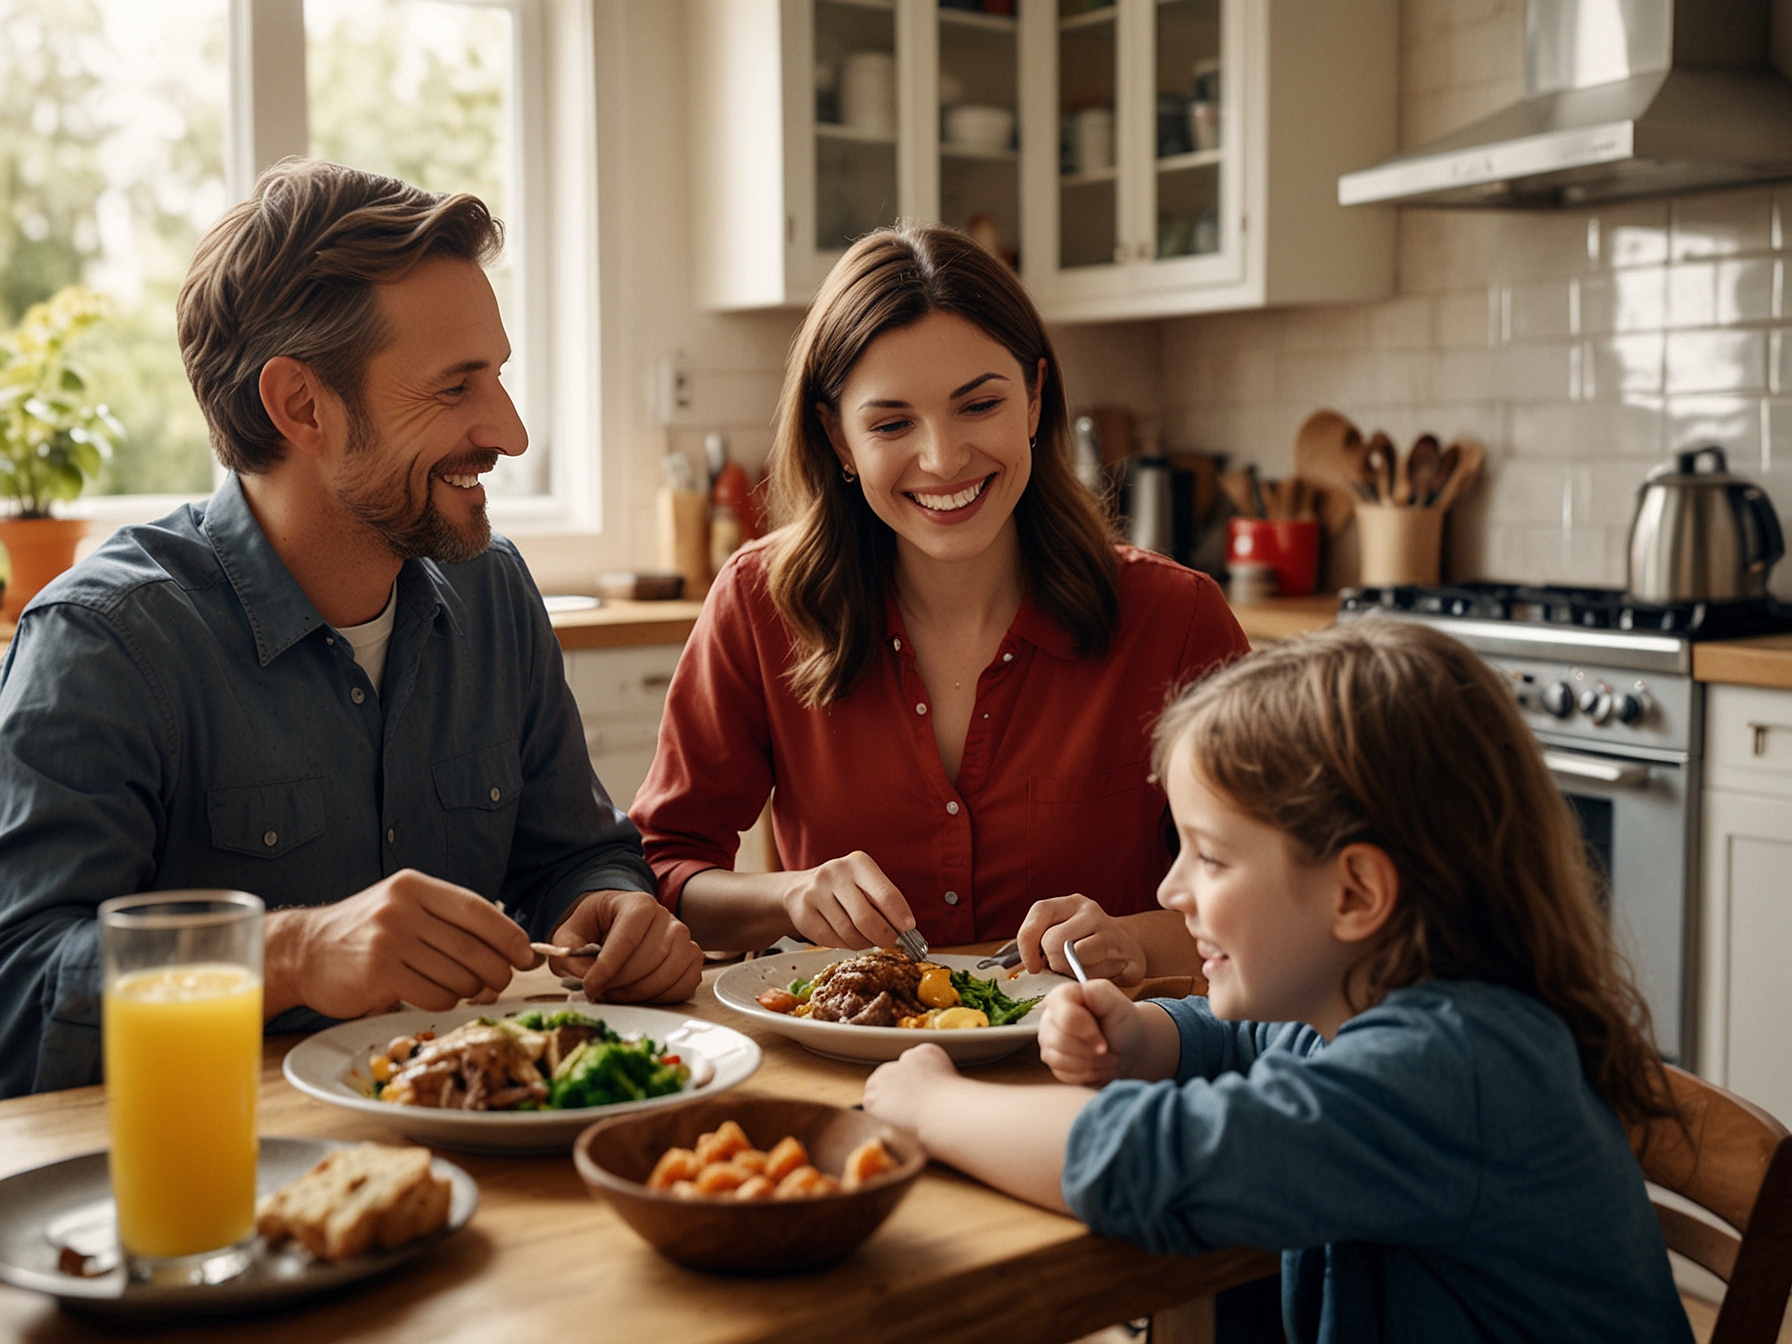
[
  {"x1": 862, "y1": 1043, "x2": 1096, "y2": 1213},
  {"x1": 1038, "y1": 980, "x2": 1183, "y2": 1086}
]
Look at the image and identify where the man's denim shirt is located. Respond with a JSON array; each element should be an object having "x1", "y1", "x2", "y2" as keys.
[{"x1": 0, "y1": 474, "x2": 654, "y2": 1097}]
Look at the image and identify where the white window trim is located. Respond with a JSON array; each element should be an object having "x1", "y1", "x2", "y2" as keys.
[{"x1": 80, "y1": 0, "x2": 606, "y2": 547}]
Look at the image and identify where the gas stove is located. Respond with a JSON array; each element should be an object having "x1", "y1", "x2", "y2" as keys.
[{"x1": 1334, "y1": 580, "x2": 1792, "y2": 1067}]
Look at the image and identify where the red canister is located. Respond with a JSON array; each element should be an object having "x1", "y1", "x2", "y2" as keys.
[{"x1": 1226, "y1": 518, "x2": 1320, "y2": 597}]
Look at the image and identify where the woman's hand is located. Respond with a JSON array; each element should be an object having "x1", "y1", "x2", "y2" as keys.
[
  {"x1": 1038, "y1": 980, "x2": 1151, "y2": 1086},
  {"x1": 863, "y1": 1042, "x2": 961, "y2": 1142},
  {"x1": 1017, "y1": 895, "x2": 1148, "y2": 986},
  {"x1": 781, "y1": 850, "x2": 918, "y2": 949}
]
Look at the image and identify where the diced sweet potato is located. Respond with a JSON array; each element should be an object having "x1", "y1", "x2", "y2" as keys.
[
  {"x1": 694, "y1": 1161, "x2": 751, "y2": 1195},
  {"x1": 841, "y1": 1137, "x2": 896, "y2": 1190},
  {"x1": 775, "y1": 1164, "x2": 842, "y2": 1199},
  {"x1": 731, "y1": 1148, "x2": 768, "y2": 1175},
  {"x1": 669, "y1": 1180, "x2": 701, "y2": 1200},
  {"x1": 763, "y1": 1135, "x2": 809, "y2": 1183},
  {"x1": 694, "y1": 1120, "x2": 751, "y2": 1166},
  {"x1": 734, "y1": 1175, "x2": 776, "y2": 1201},
  {"x1": 646, "y1": 1146, "x2": 702, "y2": 1191}
]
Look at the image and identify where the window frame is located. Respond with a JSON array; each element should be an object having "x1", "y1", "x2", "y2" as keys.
[{"x1": 80, "y1": 0, "x2": 602, "y2": 539}]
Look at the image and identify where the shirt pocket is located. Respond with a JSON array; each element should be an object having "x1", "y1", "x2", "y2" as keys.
[
  {"x1": 432, "y1": 739, "x2": 524, "y2": 894},
  {"x1": 1025, "y1": 760, "x2": 1163, "y2": 909},
  {"x1": 208, "y1": 777, "x2": 327, "y2": 859}
]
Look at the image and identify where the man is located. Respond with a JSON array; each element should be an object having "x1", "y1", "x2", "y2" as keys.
[{"x1": 0, "y1": 160, "x2": 703, "y2": 1097}]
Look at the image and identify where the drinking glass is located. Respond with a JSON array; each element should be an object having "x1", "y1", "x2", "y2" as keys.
[{"x1": 100, "y1": 890, "x2": 264, "y2": 1286}]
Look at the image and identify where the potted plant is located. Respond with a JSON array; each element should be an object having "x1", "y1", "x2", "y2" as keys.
[{"x1": 0, "y1": 285, "x2": 126, "y2": 622}]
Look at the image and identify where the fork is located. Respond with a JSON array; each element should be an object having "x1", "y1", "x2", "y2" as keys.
[{"x1": 896, "y1": 927, "x2": 930, "y2": 962}]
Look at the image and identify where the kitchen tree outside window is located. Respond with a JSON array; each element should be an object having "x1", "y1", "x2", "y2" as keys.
[{"x1": 0, "y1": 0, "x2": 551, "y2": 507}]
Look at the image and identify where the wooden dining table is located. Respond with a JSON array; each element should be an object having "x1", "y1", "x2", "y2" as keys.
[{"x1": 0, "y1": 953, "x2": 1276, "y2": 1344}]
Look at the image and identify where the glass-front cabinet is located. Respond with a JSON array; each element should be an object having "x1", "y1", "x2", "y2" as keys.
[{"x1": 690, "y1": 0, "x2": 1395, "y2": 318}]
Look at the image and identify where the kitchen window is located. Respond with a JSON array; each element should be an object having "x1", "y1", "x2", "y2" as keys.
[{"x1": 0, "y1": 0, "x2": 592, "y2": 529}]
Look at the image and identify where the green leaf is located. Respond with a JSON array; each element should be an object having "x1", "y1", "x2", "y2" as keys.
[{"x1": 59, "y1": 367, "x2": 85, "y2": 393}]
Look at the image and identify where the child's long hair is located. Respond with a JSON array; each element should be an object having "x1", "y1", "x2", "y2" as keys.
[{"x1": 1153, "y1": 620, "x2": 1675, "y2": 1126}]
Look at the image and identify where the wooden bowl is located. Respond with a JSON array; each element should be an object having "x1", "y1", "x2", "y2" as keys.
[{"x1": 572, "y1": 1095, "x2": 925, "y2": 1274}]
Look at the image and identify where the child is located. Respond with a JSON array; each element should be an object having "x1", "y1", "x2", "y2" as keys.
[{"x1": 862, "y1": 621, "x2": 1692, "y2": 1344}]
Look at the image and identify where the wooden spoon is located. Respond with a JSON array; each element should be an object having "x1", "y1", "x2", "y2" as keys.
[
  {"x1": 1428, "y1": 440, "x2": 1484, "y2": 514},
  {"x1": 1364, "y1": 432, "x2": 1395, "y2": 506},
  {"x1": 1405, "y1": 434, "x2": 1441, "y2": 508},
  {"x1": 1291, "y1": 409, "x2": 1370, "y2": 537}
]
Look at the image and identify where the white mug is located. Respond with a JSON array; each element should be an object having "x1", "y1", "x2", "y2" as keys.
[
  {"x1": 1072, "y1": 106, "x2": 1114, "y2": 174},
  {"x1": 840, "y1": 50, "x2": 896, "y2": 137}
]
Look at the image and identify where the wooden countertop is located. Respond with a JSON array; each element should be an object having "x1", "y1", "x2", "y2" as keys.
[
  {"x1": 0, "y1": 959, "x2": 1274, "y2": 1342},
  {"x1": 1693, "y1": 633, "x2": 1792, "y2": 690},
  {"x1": 1227, "y1": 593, "x2": 1339, "y2": 645}
]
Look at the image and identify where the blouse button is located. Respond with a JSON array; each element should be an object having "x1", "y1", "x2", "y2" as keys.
[
  {"x1": 351, "y1": 687, "x2": 366, "y2": 705},
  {"x1": 262, "y1": 829, "x2": 278, "y2": 848},
  {"x1": 915, "y1": 702, "x2": 928, "y2": 715},
  {"x1": 1002, "y1": 652, "x2": 1014, "y2": 663},
  {"x1": 946, "y1": 801, "x2": 960, "y2": 816},
  {"x1": 893, "y1": 638, "x2": 902, "y2": 651},
  {"x1": 387, "y1": 828, "x2": 396, "y2": 844},
  {"x1": 943, "y1": 891, "x2": 960, "y2": 906},
  {"x1": 489, "y1": 786, "x2": 502, "y2": 802}
]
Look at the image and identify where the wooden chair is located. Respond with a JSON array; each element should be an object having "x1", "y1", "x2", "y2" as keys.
[{"x1": 1631, "y1": 1066, "x2": 1792, "y2": 1344}]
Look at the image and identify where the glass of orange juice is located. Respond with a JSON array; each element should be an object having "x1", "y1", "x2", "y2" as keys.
[{"x1": 99, "y1": 890, "x2": 264, "y2": 1286}]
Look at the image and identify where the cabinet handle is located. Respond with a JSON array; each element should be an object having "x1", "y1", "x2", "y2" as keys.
[
  {"x1": 642, "y1": 673, "x2": 674, "y2": 691},
  {"x1": 1747, "y1": 721, "x2": 1791, "y2": 756}
]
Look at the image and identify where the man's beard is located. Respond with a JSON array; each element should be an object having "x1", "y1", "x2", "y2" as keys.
[{"x1": 335, "y1": 407, "x2": 496, "y2": 565}]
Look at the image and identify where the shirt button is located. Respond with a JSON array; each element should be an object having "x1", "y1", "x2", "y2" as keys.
[
  {"x1": 943, "y1": 891, "x2": 960, "y2": 906},
  {"x1": 915, "y1": 702, "x2": 928, "y2": 715},
  {"x1": 351, "y1": 687, "x2": 366, "y2": 704},
  {"x1": 387, "y1": 828, "x2": 396, "y2": 844},
  {"x1": 946, "y1": 801, "x2": 960, "y2": 815},
  {"x1": 892, "y1": 638, "x2": 902, "y2": 651},
  {"x1": 982, "y1": 712, "x2": 990, "y2": 719},
  {"x1": 325, "y1": 635, "x2": 336, "y2": 646},
  {"x1": 489, "y1": 786, "x2": 502, "y2": 802},
  {"x1": 1002, "y1": 652, "x2": 1014, "y2": 663},
  {"x1": 262, "y1": 829, "x2": 278, "y2": 847}
]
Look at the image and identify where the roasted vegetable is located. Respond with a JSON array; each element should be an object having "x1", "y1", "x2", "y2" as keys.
[
  {"x1": 948, "y1": 970, "x2": 1042, "y2": 1026},
  {"x1": 548, "y1": 1036, "x2": 690, "y2": 1109}
]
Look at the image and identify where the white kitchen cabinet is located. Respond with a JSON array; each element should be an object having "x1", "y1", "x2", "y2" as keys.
[
  {"x1": 1020, "y1": 0, "x2": 1396, "y2": 321},
  {"x1": 1697, "y1": 684, "x2": 1792, "y2": 1127},
  {"x1": 689, "y1": 0, "x2": 1395, "y2": 320}
]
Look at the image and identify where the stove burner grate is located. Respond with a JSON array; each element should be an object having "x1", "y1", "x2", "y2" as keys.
[{"x1": 1339, "y1": 582, "x2": 1792, "y2": 641}]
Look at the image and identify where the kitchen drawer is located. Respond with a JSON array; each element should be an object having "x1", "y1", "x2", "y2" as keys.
[
  {"x1": 1705, "y1": 685, "x2": 1792, "y2": 798},
  {"x1": 565, "y1": 645, "x2": 681, "y2": 725}
]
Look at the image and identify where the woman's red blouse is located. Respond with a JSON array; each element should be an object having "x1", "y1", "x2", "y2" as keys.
[{"x1": 631, "y1": 542, "x2": 1250, "y2": 944}]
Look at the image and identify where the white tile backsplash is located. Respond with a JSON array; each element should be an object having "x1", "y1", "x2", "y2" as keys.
[{"x1": 1149, "y1": 1, "x2": 1792, "y2": 601}]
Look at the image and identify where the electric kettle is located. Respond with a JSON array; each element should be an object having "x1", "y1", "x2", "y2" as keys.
[{"x1": 1626, "y1": 446, "x2": 1785, "y2": 603}]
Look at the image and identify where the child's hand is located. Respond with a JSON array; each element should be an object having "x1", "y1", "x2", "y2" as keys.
[
  {"x1": 1038, "y1": 979, "x2": 1147, "y2": 1085},
  {"x1": 1017, "y1": 894, "x2": 1148, "y2": 985},
  {"x1": 863, "y1": 1043, "x2": 960, "y2": 1142}
]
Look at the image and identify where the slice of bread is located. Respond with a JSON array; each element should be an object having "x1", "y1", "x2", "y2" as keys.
[{"x1": 257, "y1": 1143, "x2": 451, "y2": 1262}]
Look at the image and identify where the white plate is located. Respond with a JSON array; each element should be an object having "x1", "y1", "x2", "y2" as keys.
[
  {"x1": 283, "y1": 1001, "x2": 761, "y2": 1153},
  {"x1": 713, "y1": 951, "x2": 1067, "y2": 1065},
  {"x1": 0, "y1": 1137, "x2": 476, "y2": 1319}
]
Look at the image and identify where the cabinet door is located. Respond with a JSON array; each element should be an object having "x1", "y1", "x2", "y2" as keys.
[
  {"x1": 1699, "y1": 787, "x2": 1792, "y2": 1127},
  {"x1": 928, "y1": 2, "x2": 1022, "y2": 264},
  {"x1": 807, "y1": 0, "x2": 904, "y2": 279},
  {"x1": 1130, "y1": 0, "x2": 1244, "y2": 293},
  {"x1": 1030, "y1": 0, "x2": 1125, "y2": 297},
  {"x1": 564, "y1": 646, "x2": 682, "y2": 812}
]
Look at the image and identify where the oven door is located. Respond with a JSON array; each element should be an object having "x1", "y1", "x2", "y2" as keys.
[{"x1": 1541, "y1": 746, "x2": 1696, "y2": 1065}]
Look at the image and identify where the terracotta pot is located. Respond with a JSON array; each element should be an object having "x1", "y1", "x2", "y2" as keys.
[{"x1": 0, "y1": 516, "x2": 90, "y2": 622}]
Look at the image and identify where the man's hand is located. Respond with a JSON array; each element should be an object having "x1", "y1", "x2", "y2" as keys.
[
  {"x1": 263, "y1": 868, "x2": 534, "y2": 1019},
  {"x1": 550, "y1": 890, "x2": 703, "y2": 1004},
  {"x1": 1017, "y1": 894, "x2": 1148, "y2": 986}
]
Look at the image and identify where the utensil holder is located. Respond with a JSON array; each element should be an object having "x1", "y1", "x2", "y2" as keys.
[
  {"x1": 657, "y1": 487, "x2": 711, "y2": 599},
  {"x1": 1355, "y1": 504, "x2": 1443, "y2": 587}
]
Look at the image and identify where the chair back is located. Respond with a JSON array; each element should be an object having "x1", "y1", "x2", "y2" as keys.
[{"x1": 1631, "y1": 1065, "x2": 1792, "y2": 1344}]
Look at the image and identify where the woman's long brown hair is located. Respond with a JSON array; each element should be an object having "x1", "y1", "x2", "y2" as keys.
[
  {"x1": 1152, "y1": 620, "x2": 1677, "y2": 1127},
  {"x1": 763, "y1": 224, "x2": 1118, "y2": 707}
]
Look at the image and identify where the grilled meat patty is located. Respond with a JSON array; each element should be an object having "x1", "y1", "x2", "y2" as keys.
[{"x1": 806, "y1": 949, "x2": 928, "y2": 1027}]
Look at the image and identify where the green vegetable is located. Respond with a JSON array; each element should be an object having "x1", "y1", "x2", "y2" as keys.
[
  {"x1": 788, "y1": 977, "x2": 813, "y2": 1004},
  {"x1": 548, "y1": 1036, "x2": 690, "y2": 1109},
  {"x1": 948, "y1": 970, "x2": 1043, "y2": 1026},
  {"x1": 513, "y1": 1008, "x2": 617, "y2": 1037}
]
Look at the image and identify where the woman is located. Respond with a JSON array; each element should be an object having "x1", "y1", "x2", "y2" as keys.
[{"x1": 631, "y1": 225, "x2": 1248, "y2": 982}]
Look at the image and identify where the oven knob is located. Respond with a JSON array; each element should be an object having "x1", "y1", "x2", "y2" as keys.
[
  {"x1": 1541, "y1": 681, "x2": 1575, "y2": 718},
  {"x1": 1579, "y1": 685, "x2": 1615, "y2": 725},
  {"x1": 1613, "y1": 687, "x2": 1650, "y2": 725}
]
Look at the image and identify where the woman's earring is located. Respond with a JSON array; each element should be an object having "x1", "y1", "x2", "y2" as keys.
[
  {"x1": 1029, "y1": 435, "x2": 1037, "y2": 452},
  {"x1": 841, "y1": 466, "x2": 857, "y2": 484}
]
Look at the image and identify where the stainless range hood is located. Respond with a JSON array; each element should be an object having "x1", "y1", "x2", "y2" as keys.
[{"x1": 1339, "y1": 0, "x2": 1792, "y2": 208}]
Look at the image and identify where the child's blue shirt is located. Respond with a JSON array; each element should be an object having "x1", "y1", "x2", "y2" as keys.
[{"x1": 1061, "y1": 980, "x2": 1692, "y2": 1344}]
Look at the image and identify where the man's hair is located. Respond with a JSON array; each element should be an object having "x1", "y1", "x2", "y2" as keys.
[{"x1": 176, "y1": 158, "x2": 502, "y2": 474}]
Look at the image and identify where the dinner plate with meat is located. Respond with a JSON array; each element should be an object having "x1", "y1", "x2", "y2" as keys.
[
  {"x1": 713, "y1": 950, "x2": 1070, "y2": 1065},
  {"x1": 283, "y1": 1001, "x2": 761, "y2": 1153}
]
